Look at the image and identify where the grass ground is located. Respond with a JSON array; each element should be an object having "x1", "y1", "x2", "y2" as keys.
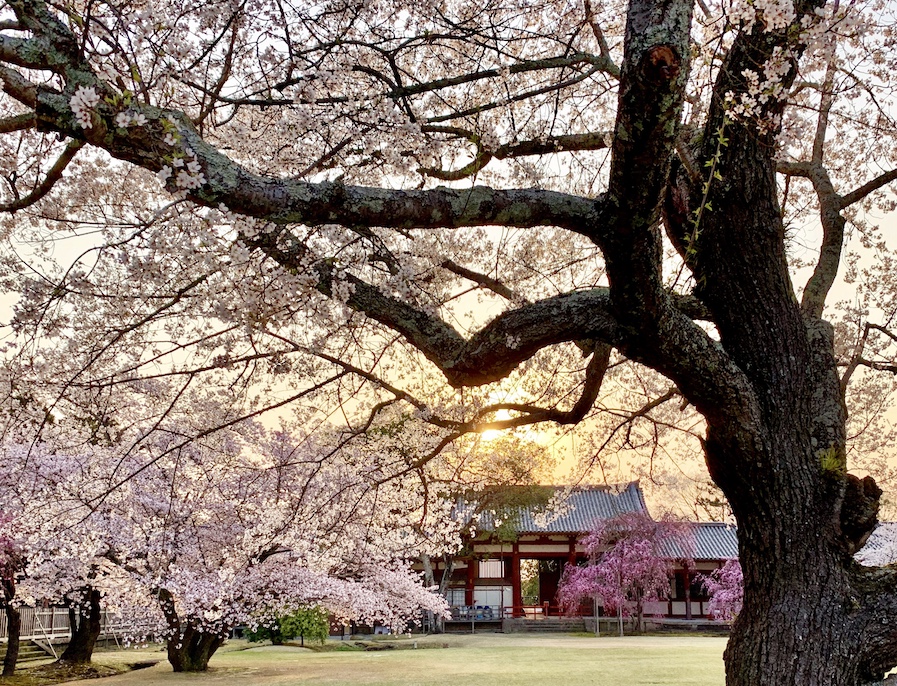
[{"x1": 36, "y1": 633, "x2": 728, "y2": 686}]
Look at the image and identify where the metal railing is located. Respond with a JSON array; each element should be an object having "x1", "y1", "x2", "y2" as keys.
[
  {"x1": 446, "y1": 600, "x2": 713, "y2": 621},
  {"x1": 447, "y1": 604, "x2": 560, "y2": 621}
]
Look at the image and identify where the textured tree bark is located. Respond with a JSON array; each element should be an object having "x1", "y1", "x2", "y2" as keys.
[
  {"x1": 58, "y1": 588, "x2": 101, "y2": 664},
  {"x1": 166, "y1": 629, "x2": 224, "y2": 672},
  {"x1": 158, "y1": 589, "x2": 224, "y2": 672},
  {"x1": 634, "y1": 588, "x2": 645, "y2": 634},
  {"x1": 715, "y1": 441, "x2": 878, "y2": 685},
  {"x1": 420, "y1": 554, "x2": 453, "y2": 633},
  {"x1": 688, "y1": 158, "x2": 879, "y2": 684},
  {"x1": 1, "y1": 564, "x2": 19, "y2": 675},
  {"x1": 3, "y1": 604, "x2": 20, "y2": 676}
]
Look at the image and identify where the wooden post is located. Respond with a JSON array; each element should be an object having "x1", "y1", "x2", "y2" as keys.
[
  {"x1": 511, "y1": 544, "x2": 523, "y2": 617},
  {"x1": 465, "y1": 561, "x2": 475, "y2": 607}
]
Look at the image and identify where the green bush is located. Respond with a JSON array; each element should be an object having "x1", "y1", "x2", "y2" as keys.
[{"x1": 246, "y1": 606, "x2": 330, "y2": 646}]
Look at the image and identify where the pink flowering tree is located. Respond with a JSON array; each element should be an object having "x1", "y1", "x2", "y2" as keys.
[
  {"x1": 0, "y1": 448, "x2": 131, "y2": 669},
  {"x1": 702, "y1": 560, "x2": 743, "y2": 623},
  {"x1": 0, "y1": 406, "x2": 452, "y2": 673},
  {"x1": 0, "y1": 436, "x2": 147, "y2": 669},
  {"x1": 558, "y1": 512, "x2": 688, "y2": 634},
  {"x1": 100, "y1": 425, "x2": 451, "y2": 672}
]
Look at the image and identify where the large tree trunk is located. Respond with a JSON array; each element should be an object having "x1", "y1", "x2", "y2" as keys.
[
  {"x1": 420, "y1": 553, "x2": 455, "y2": 634},
  {"x1": 1, "y1": 574, "x2": 19, "y2": 676},
  {"x1": 3, "y1": 604, "x2": 20, "y2": 676},
  {"x1": 58, "y1": 588, "x2": 102, "y2": 664},
  {"x1": 158, "y1": 588, "x2": 224, "y2": 672},
  {"x1": 166, "y1": 628, "x2": 224, "y2": 672},
  {"x1": 634, "y1": 589, "x2": 645, "y2": 634},
  {"x1": 642, "y1": 0, "x2": 895, "y2": 675},
  {"x1": 709, "y1": 432, "x2": 887, "y2": 686},
  {"x1": 688, "y1": 112, "x2": 888, "y2": 681},
  {"x1": 419, "y1": 554, "x2": 438, "y2": 634}
]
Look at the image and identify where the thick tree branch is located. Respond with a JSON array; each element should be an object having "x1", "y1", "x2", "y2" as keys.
[
  {"x1": 256, "y1": 231, "x2": 716, "y2": 389},
  {"x1": 315, "y1": 264, "x2": 625, "y2": 387},
  {"x1": 591, "y1": 0, "x2": 692, "y2": 327},
  {"x1": 420, "y1": 129, "x2": 613, "y2": 181},
  {"x1": 0, "y1": 112, "x2": 34, "y2": 133},
  {"x1": 26, "y1": 86, "x2": 599, "y2": 231},
  {"x1": 439, "y1": 259, "x2": 522, "y2": 303},
  {"x1": 266, "y1": 52, "x2": 620, "y2": 102},
  {"x1": 0, "y1": 4, "x2": 602, "y2": 233},
  {"x1": 394, "y1": 52, "x2": 620, "y2": 97},
  {"x1": 856, "y1": 358, "x2": 897, "y2": 375},
  {"x1": 463, "y1": 343, "x2": 613, "y2": 429},
  {"x1": 839, "y1": 169, "x2": 897, "y2": 210},
  {"x1": 425, "y1": 65, "x2": 608, "y2": 124},
  {"x1": 777, "y1": 156, "x2": 897, "y2": 318},
  {"x1": 0, "y1": 65, "x2": 38, "y2": 108},
  {"x1": 812, "y1": 59, "x2": 836, "y2": 164},
  {"x1": 793, "y1": 162, "x2": 846, "y2": 318},
  {"x1": 581, "y1": 0, "x2": 755, "y2": 439},
  {"x1": 583, "y1": 0, "x2": 613, "y2": 64}
]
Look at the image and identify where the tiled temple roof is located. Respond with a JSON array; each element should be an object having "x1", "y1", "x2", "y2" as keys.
[
  {"x1": 657, "y1": 522, "x2": 739, "y2": 560},
  {"x1": 463, "y1": 482, "x2": 739, "y2": 560},
  {"x1": 464, "y1": 482, "x2": 648, "y2": 533}
]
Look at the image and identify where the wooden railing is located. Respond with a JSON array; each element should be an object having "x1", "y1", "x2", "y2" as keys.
[{"x1": 0, "y1": 608, "x2": 126, "y2": 642}]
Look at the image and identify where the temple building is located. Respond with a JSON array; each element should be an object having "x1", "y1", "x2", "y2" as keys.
[{"x1": 437, "y1": 482, "x2": 738, "y2": 625}]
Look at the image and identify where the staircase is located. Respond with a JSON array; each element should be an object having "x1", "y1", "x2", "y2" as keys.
[
  {"x1": 15, "y1": 640, "x2": 52, "y2": 664},
  {"x1": 502, "y1": 617, "x2": 587, "y2": 633}
]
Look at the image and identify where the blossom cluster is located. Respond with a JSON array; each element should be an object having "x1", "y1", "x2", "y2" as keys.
[
  {"x1": 157, "y1": 146, "x2": 206, "y2": 193},
  {"x1": 115, "y1": 111, "x2": 149, "y2": 128},
  {"x1": 70, "y1": 86, "x2": 100, "y2": 129},
  {"x1": 701, "y1": 559, "x2": 743, "y2": 622},
  {"x1": 557, "y1": 512, "x2": 689, "y2": 621}
]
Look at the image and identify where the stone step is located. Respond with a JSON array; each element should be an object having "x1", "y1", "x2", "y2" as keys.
[{"x1": 15, "y1": 641, "x2": 52, "y2": 663}]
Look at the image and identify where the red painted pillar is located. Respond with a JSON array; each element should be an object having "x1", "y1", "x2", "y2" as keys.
[
  {"x1": 512, "y1": 544, "x2": 523, "y2": 617},
  {"x1": 568, "y1": 537, "x2": 578, "y2": 615},
  {"x1": 465, "y1": 560, "x2": 476, "y2": 606}
]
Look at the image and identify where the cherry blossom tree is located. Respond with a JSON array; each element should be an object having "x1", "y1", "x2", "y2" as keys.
[
  {"x1": 0, "y1": 439, "x2": 128, "y2": 670},
  {"x1": 0, "y1": 410, "x2": 452, "y2": 672},
  {"x1": 557, "y1": 512, "x2": 684, "y2": 633},
  {"x1": 112, "y1": 430, "x2": 451, "y2": 672},
  {"x1": 702, "y1": 559, "x2": 744, "y2": 623},
  {"x1": 3, "y1": 0, "x2": 897, "y2": 681}
]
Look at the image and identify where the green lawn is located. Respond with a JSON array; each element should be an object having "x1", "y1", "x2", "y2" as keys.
[{"x1": 78, "y1": 634, "x2": 727, "y2": 686}]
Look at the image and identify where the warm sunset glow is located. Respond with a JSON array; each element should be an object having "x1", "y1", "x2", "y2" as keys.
[{"x1": 479, "y1": 409, "x2": 513, "y2": 442}]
